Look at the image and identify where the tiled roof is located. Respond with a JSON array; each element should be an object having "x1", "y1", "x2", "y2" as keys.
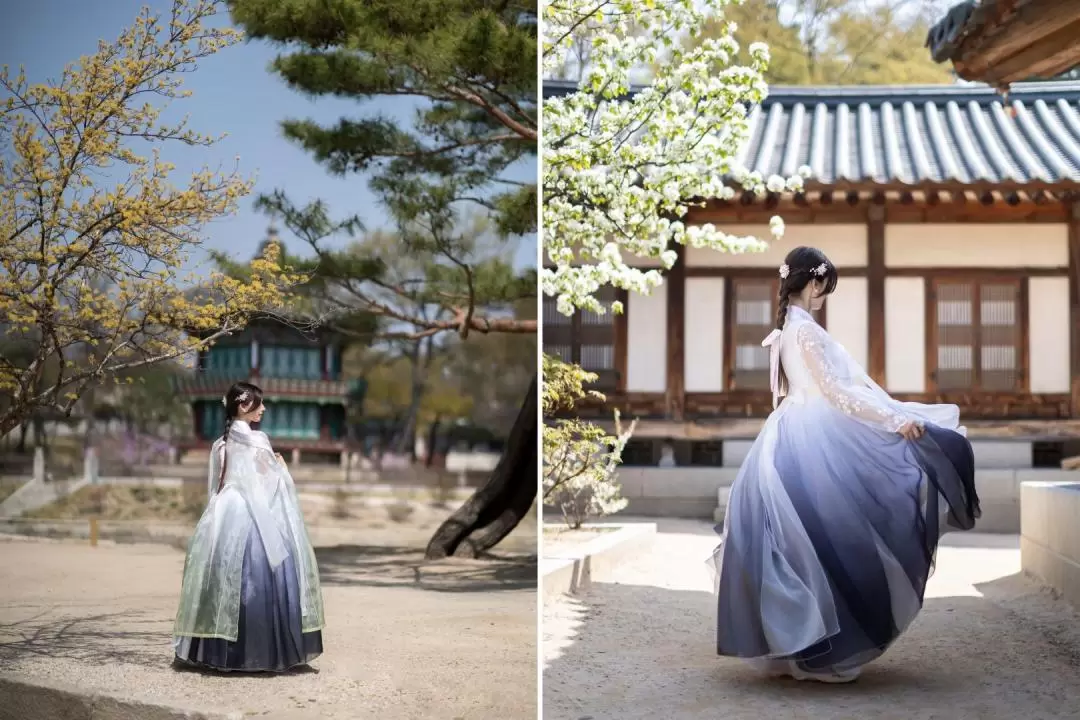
[
  {"x1": 543, "y1": 79, "x2": 1080, "y2": 187},
  {"x1": 173, "y1": 373, "x2": 351, "y2": 402}
]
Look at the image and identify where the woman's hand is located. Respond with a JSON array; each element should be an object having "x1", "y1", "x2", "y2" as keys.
[
  {"x1": 897, "y1": 420, "x2": 925, "y2": 441},
  {"x1": 274, "y1": 452, "x2": 287, "y2": 467}
]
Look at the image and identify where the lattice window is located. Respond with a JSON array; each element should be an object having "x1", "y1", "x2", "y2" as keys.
[
  {"x1": 728, "y1": 278, "x2": 827, "y2": 391},
  {"x1": 931, "y1": 279, "x2": 1022, "y2": 391},
  {"x1": 262, "y1": 346, "x2": 322, "y2": 380},
  {"x1": 730, "y1": 280, "x2": 776, "y2": 390},
  {"x1": 542, "y1": 285, "x2": 621, "y2": 391},
  {"x1": 206, "y1": 345, "x2": 250, "y2": 375}
]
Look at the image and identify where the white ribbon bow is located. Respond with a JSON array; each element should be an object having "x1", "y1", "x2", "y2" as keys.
[{"x1": 761, "y1": 329, "x2": 785, "y2": 409}]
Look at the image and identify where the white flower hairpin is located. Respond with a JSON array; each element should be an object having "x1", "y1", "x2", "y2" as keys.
[
  {"x1": 813, "y1": 262, "x2": 829, "y2": 277},
  {"x1": 222, "y1": 391, "x2": 250, "y2": 408},
  {"x1": 778, "y1": 264, "x2": 790, "y2": 279}
]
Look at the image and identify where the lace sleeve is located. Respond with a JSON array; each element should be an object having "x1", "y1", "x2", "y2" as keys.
[
  {"x1": 254, "y1": 447, "x2": 277, "y2": 475},
  {"x1": 796, "y1": 323, "x2": 910, "y2": 433}
]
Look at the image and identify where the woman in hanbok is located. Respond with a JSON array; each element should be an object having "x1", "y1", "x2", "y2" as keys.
[
  {"x1": 173, "y1": 382, "x2": 324, "y2": 672},
  {"x1": 711, "y1": 246, "x2": 980, "y2": 683}
]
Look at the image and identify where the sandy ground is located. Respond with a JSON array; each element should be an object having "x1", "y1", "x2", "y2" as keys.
[
  {"x1": 543, "y1": 518, "x2": 1080, "y2": 720},
  {"x1": 0, "y1": 528, "x2": 537, "y2": 719}
]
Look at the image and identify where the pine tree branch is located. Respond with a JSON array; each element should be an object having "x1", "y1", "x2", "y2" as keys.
[{"x1": 409, "y1": 63, "x2": 536, "y2": 140}]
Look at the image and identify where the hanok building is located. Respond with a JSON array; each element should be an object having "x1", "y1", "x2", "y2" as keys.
[
  {"x1": 543, "y1": 79, "x2": 1080, "y2": 526},
  {"x1": 173, "y1": 318, "x2": 356, "y2": 464},
  {"x1": 173, "y1": 230, "x2": 360, "y2": 464},
  {"x1": 928, "y1": 0, "x2": 1080, "y2": 88}
]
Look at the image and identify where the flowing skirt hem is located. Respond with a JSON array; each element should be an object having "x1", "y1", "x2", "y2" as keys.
[{"x1": 713, "y1": 401, "x2": 980, "y2": 673}]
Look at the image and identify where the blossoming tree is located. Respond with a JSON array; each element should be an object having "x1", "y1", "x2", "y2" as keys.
[
  {"x1": 0, "y1": 0, "x2": 298, "y2": 437},
  {"x1": 542, "y1": 0, "x2": 808, "y2": 517}
]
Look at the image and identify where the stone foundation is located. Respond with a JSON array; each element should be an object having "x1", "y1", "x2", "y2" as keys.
[
  {"x1": 1021, "y1": 480, "x2": 1080, "y2": 609},
  {"x1": 612, "y1": 440, "x2": 1079, "y2": 534}
]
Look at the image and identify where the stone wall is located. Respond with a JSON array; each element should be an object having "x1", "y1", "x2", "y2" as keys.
[{"x1": 1021, "y1": 481, "x2": 1080, "y2": 608}]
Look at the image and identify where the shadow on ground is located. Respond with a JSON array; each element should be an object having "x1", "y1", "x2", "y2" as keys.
[
  {"x1": 0, "y1": 611, "x2": 170, "y2": 669},
  {"x1": 544, "y1": 572, "x2": 1080, "y2": 720},
  {"x1": 314, "y1": 544, "x2": 537, "y2": 593}
]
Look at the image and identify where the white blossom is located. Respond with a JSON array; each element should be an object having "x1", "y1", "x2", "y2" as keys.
[
  {"x1": 542, "y1": 0, "x2": 802, "y2": 312},
  {"x1": 769, "y1": 215, "x2": 785, "y2": 238},
  {"x1": 748, "y1": 42, "x2": 770, "y2": 64}
]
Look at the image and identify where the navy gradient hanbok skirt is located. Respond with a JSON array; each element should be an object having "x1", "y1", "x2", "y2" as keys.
[
  {"x1": 174, "y1": 531, "x2": 323, "y2": 673},
  {"x1": 711, "y1": 400, "x2": 980, "y2": 677}
]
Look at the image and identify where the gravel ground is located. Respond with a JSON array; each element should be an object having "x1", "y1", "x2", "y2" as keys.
[
  {"x1": 543, "y1": 518, "x2": 1080, "y2": 720},
  {"x1": 0, "y1": 531, "x2": 537, "y2": 720}
]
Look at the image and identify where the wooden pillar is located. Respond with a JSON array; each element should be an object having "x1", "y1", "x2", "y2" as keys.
[
  {"x1": 614, "y1": 289, "x2": 629, "y2": 392},
  {"x1": 1069, "y1": 200, "x2": 1080, "y2": 418},
  {"x1": 666, "y1": 244, "x2": 686, "y2": 420},
  {"x1": 867, "y1": 205, "x2": 887, "y2": 386}
]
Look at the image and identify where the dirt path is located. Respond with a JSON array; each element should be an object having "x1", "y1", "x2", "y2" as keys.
[
  {"x1": 543, "y1": 518, "x2": 1080, "y2": 720},
  {"x1": 0, "y1": 536, "x2": 536, "y2": 720}
]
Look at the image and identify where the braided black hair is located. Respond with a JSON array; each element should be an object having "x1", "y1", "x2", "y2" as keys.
[
  {"x1": 218, "y1": 381, "x2": 264, "y2": 492},
  {"x1": 776, "y1": 246, "x2": 838, "y2": 330}
]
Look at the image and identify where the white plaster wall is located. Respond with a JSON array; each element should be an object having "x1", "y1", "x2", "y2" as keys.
[
  {"x1": 685, "y1": 224, "x2": 866, "y2": 267},
  {"x1": 827, "y1": 277, "x2": 868, "y2": 370},
  {"x1": 885, "y1": 277, "x2": 926, "y2": 392},
  {"x1": 885, "y1": 224, "x2": 1068, "y2": 267},
  {"x1": 684, "y1": 277, "x2": 726, "y2": 392},
  {"x1": 627, "y1": 285, "x2": 668, "y2": 392},
  {"x1": 1029, "y1": 277, "x2": 1071, "y2": 393}
]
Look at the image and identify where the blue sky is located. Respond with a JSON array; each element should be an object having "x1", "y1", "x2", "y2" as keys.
[{"x1": 1, "y1": 0, "x2": 536, "y2": 271}]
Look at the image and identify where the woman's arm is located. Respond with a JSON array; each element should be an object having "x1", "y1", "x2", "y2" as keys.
[{"x1": 796, "y1": 323, "x2": 918, "y2": 435}]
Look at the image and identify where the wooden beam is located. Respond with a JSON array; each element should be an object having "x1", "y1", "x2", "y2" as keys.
[
  {"x1": 886, "y1": 266, "x2": 1069, "y2": 278},
  {"x1": 666, "y1": 244, "x2": 687, "y2": 420},
  {"x1": 1069, "y1": 200, "x2": 1080, "y2": 418},
  {"x1": 688, "y1": 193, "x2": 1070, "y2": 224},
  {"x1": 980, "y1": 17, "x2": 1080, "y2": 85},
  {"x1": 685, "y1": 266, "x2": 870, "y2": 278},
  {"x1": 954, "y1": 0, "x2": 1080, "y2": 77},
  {"x1": 867, "y1": 205, "x2": 886, "y2": 386}
]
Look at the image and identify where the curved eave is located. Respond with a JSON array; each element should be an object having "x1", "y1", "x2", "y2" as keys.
[{"x1": 927, "y1": 0, "x2": 1080, "y2": 87}]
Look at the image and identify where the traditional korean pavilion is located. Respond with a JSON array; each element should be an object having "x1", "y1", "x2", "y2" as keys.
[
  {"x1": 543, "y1": 79, "x2": 1080, "y2": 450},
  {"x1": 174, "y1": 233, "x2": 360, "y2": 463}
]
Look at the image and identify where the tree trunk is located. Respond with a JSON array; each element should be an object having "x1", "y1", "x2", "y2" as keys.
[
  {"x1": 425, "y1": 415, "x2": 441, "y2": 469},
  {"x1": 394, "y1": 341, "x2": 425, "y2": 459},
  {"x1": 0, "y1": 411, "x2": 27, "y2": 440},
  {"x1": 32, "y1": 415, "x2": 47, "y2": 451},
  {"x1": 424, "y1": 374, "x2": 537, "y2": 560}
]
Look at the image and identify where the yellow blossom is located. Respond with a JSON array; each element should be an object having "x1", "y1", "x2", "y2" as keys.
[{"x1": 0, "y1": 0, "x2": 296, "y2": 435}]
